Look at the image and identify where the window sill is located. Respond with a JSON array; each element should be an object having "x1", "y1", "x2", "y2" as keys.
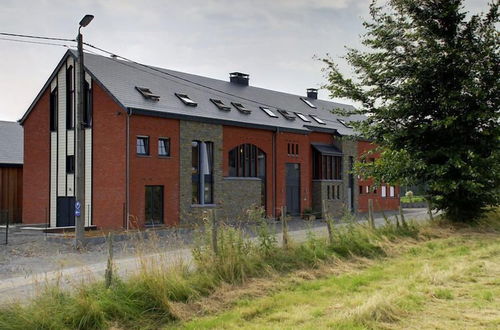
[
  {"x1": 136, "y1": 154, "x2": 151, "y2": 158},
  {"x1": 158, "y1": 155, "x2": 172, "y2": 159},
  {"x1": 191, "y1": 204, "x2": 217, "y2": 208},
  {"x1": 223, "y1": 176, "x2": 262, "y2": 181}
]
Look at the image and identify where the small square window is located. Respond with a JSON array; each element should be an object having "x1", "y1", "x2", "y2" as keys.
[
  {"x1": 231, "y1": 102, "x2": 251, "y2": 114},
  {"x1": 310, "y1": 114, "x2": 326, "y2": 125},
  {"x1": 136, "y1": 87, "x2": 160, "y2": 101},
  {"x1": 66, "y1": 155, "x2": 75, "y2": 174},
  {"x1": 158, "y1": 138, "x2": 170, "y2": 157},
  {"x1": 295, "y1": 112, "x2": 311, "y2": 122},
  {"x1": 277, "y1": 109, "x2": 296, "y2": 121},
  {"x1": 260, "y1": 106, "x2": 278, "y2": 118},
  {"x1": 300, "y1": 97, "x2": 316, "y2": 108},
  {"x1": 175, "y1": 93, "x2": 197, "y2": 106},
  {"x1": 137, "y1": 136, "x2": 150, "y2": 155},
  {"x1": 211, "y1": 99, "x2": 231, "y2": 111}
]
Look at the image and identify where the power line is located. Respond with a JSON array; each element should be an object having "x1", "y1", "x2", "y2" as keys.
[
  {"x1": 0, "y1": 37, "x2": 74, "y2": 48},
  {"x1": 0, "y1": 32, "x2": 75, "y2": 42}
]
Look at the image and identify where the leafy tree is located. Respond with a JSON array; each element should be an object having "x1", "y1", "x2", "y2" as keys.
[{"x1": 323, "y1": 0, "x2": 499, "y2": 221}]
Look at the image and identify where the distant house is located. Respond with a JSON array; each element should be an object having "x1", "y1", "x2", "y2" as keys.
[
  {"x1": 20, "y1": 50, "x2": 399, "y2": 229},
  {"x1": 0, "y1": 121, "x2": 23, "y2": 223}
]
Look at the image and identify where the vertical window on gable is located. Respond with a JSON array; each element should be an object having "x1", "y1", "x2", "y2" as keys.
[
  {"x1": 66, "y1": 65, "x2": 74, "y2": 129},
  {"x1": 83, "y1": 80, "x2": 92, "y2": 127},
  {"x1": 66, "y1": 155, "x2": 75, "y2": 174},
  {"x1": 50, "y1": 87, "x2": 58, "y2": 131},
  {"x1": 192, "y1": 141, "x2": 214, "y2": 205},
  {"x1": 158, "y1": 138, "x2": 170, "y2": 157},
  {"x1": 137, "y1": 136, "x2": 149, "y2": 155}
]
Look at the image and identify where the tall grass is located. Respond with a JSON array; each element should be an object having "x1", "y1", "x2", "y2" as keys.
[{"x1": 0, "y1": 209, "x2": 423, "y2": 329}]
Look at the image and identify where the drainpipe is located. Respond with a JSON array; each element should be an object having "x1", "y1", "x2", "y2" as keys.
[
  {"x1": 125, "y1": 110, "x2": 131, "y2": 230},
  {"x1": 273, "y1": 127, "x2": 279, "y2": 219}
]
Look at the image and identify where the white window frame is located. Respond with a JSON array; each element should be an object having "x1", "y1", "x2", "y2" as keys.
[
  {"x1": 390, "y1": 186, "x2": 395, "y2": 197},
  {"x1": 381, "y1": 185, "x2": 387, "y2": 198}
]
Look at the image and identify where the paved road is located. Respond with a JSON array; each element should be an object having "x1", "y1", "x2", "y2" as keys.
[{"x1": 0, "y1": 208, "x2": 430, "y2": 304}]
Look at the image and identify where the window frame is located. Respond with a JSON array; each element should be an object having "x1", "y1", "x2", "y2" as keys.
[
  {"x1": 136, "y1": 136, "x2": 150, "y2": 156},
  {"x1": 66, "y1": 65, "x2": 74, "y2": 129},
  {"x1": 50, "y1": 86, "x2": 58, "y2": 132},
  {"x1": 231, "y1": 102, "x2": 251, "y2": 114},
  {"x1": 175, "y1": 93, "x2": 197, "y2": 107},
  {"x1": 300, "y1": 97, "x2": 316, "y2": 108},
  {"x1": 158, "y1": 137, "x2": 171, "y2": 157},
  {"x1": 260, "y1": 106, "x2": 278, "y2": 118},
  {"x1": 66, "y1": 155, "x2": 75, "y2": 174},
  {"x1": 135, "y1": 86, "x2": 160, "y2": 101},
  {"x1": 310, "y1": 114, "x2": 326, "y2": 125},
  {"x1": 295, "y1": 112, "x2": 311, "y2": 122},
  {"x1": 210, "y1": 98, "x2": 231, "y2": 111}
]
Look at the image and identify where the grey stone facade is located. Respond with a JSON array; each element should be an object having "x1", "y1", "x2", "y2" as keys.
[
  {"x1": 341, "y1": 138, "x2": 358, "y2": 215},
  {"x1": 219, "y1": 177, "x2": 263, "y2": 221}
]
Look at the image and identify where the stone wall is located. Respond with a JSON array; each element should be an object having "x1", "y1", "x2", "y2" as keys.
[
  {"x1": 312, "y1": 180, "x2": 345, "y2": 218},
  {"x1": 219, "y1": 177, "x2": 263, "y2": 222},
  {"x1": 341, "y1": 138, "x2": 358, "y2": 214}
]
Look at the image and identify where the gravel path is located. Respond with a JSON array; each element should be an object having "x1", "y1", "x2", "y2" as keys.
[{"x1": 0, "y1": 208, "x2": 430, "y2": 304}]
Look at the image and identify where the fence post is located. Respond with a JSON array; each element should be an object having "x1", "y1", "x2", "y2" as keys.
[
  {"x1": 210, "y1": 209, "x2": 218, "y2": 255},
  {"x1": 281, "y1": 206, "x2": 289, "y2": 249},
  {"x1": 368, "y1": 199, "x2": 375, "y2": 229},
  {"x1": 399, "y1": 206, "x2": 407, "y2": 227},
  {"x1": 427, "y1": 201, "x2": 434, "y2": 221},
  {"x1": 105, "y1": 232, "x2": 114, "y2": 288},
  {"x1": 323, "y1": 200, "x2": 334, "y2": 245}
]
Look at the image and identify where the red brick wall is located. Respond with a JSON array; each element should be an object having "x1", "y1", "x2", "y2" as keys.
[
  {"x1": 357, "y1": 141, "x2": 400, "y2": 212},
  {"x1": 92, "y1": 83, "x2": 127, "y2": 229},
  {"x1": 129, "y1": 115, "x2": 180, "y2": 227},
  {"x1": 22, "y1": 89, "x2": 50, "y2": 224}
]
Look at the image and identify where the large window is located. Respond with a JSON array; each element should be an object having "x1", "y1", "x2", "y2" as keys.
[
  {"x1": 145, "y1": 185, "x2": 163, "y2": 225},
  {"x1": 192, "y1": 141, "x2": 214, "y2": 204},
  {"x1": 228, "y1": 144, "x2": 266, "y2": 178},
  {"x1": 312, "y1": 149, "x2": 342, "y2": 180}
]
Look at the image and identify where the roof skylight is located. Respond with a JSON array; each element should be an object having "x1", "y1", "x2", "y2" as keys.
[
  {"x1": 295, "y1": 112, "x2": 311, "y2": 122},
  {"x1": 300, "y1": 97, "x2": 316, "y2": 108},
  {"x1": 231, "y1": 102, "x2": 251, "y2": 114},
  {"x1": 310, "y1": 114, "x2": 326, "y2": 125},
  {"x1": 210, "y1": 99, "x2": 231, "y2": 111},
  {"x1": 136, "y1": 86, "x2": 160, "y2": 101},
  {"x1": 260, "y1": 107, "x2": 278, "y2": 118},
  {"x1": 277, "y1": 109, "x2": 296, "y2": 121},
  {"x1": 337, "y1": 118, "x2": 353, "y2": 128},
  {"x1": 175, "y1": 93, "x2": 197, "y2": 107}
]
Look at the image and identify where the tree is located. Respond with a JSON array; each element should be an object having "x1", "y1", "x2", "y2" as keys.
[{"x1": 323, "y1": 0, "x2": 499, "y2": 221}]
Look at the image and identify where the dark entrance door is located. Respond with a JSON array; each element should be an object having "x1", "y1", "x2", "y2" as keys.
[
  {"x1": 285, "y1": 163, "x2": 301, "y2": 216},
  {"x1": 57, "y1": 196, "x2": 75, "y2": 227},
  {"x1": 145, "y1": 186, "x2": 164, "y2": 225}
]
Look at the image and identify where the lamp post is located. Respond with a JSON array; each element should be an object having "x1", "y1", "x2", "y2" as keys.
[{"x1": 75, "y1": 14, "x2": 93, "y2": 248}]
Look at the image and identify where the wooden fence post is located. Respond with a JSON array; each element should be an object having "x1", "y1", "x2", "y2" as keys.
[
  {"x1": 105, "y1": 232, "x2": 114, "y2": 288},
  {"x1": 427, "y1": 201, "x2": 434, "y2": 221},
  {"x1": 281, "y1": 206, "x2": 289, "y2": 249},
  {"x1": 399, "y1": 206, "x2": 407, "y2": 227},
  {"x1": 368, "y1": 199, "x2": 375, "y2": 229},
  {"x1": 323, "y1": 199, "x2": 334, "y2": 245},
  {"x1": 211, "y1": 209, "x2": 218, "y2": 255}
]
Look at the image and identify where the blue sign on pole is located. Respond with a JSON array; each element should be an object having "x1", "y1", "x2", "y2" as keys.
[{"x1": 75, "y1": 201, "x2": 81, "y2": 217}]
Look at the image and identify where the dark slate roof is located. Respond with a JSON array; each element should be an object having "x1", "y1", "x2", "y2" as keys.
[
  {"x1": 312, "y1": 143, "x2": 343, "y2": 156},
  {"x1": 22, "y1": 50, "x2": 364, "y2": 135},
  {"x1": 0, "y1": 121, "x2": 23, "y2": 165}
]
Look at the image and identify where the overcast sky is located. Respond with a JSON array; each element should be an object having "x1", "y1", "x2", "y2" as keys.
[{"x1": 0, "y1": 0, "x2": 490, "y2": 121}]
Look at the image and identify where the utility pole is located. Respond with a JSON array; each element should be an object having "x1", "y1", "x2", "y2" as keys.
[{"x1": 75, "y1": 14, "x2": 94, "y2": 248}]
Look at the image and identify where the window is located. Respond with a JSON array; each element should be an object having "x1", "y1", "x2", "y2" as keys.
[
  {"x1": 287, "y1": 143, "x2": 299, "y2": 156},
  {"x1": 310, "y1": 114, "x2": 326, "y2": 125},
  {"x1": 145, "y1": 186, "x2": 163, "y2": 225},
  {"x1": 390, "y1": 186, "x2": 395, "y2": 197},
  {"x1": 312, "y1": 149, "x2": 342, "y2": 180},
  {"x1": 327, "y1": 185, "x2": 331, "y2": 200},
  {"x1": 300, "y1": 97, "x2": 316, "y2": 108},
  {"x1": 231, "y1": 102, "x2": 251, "y2": 114},
  {"x1": 50, "y1": 87, "x2": 58, "y2": 131},
  {"x1": 373, "y1": 186, "x2": 378, "y2": 194},
  {"x1": 137, "y1": 136, "x2": 149, "y2": 155},
  {"x1": 260, "y1": 106, "x2": 278, "y2": 118},
  {"x1": 337, "y1": 118, "x2": 353, "y2": 128},
  {"x1": 337, "y1": 185, "x2": 341, "y2": 199},
  {"x1": 211, "y1": 99, "x2": 231, "y2": 111},
  {"x1": 295, "y1": 112, "x2": 311, "y2": 122},
  {"x1": 66, "y1": 155, "x2": 75, "y2": 174},
  {"x1": 175, "y1": 93, "x2": 197, "y2": 106},
  {"x1": 366, "y1": 185, "x2": 370, "y2": 194},
  {"x1": 228, "y1": 144, "x2": 266, "y2": 178},
  {"x1": 83, "y1": 80, "x2": 92, "y2": 127},
  {"x1": 359, "y1": 185, "x2": 363, "y2": 194},
  {"x1": 278, "y1": 109, "x2": 296, "y2": 120},
  {"x1": 136, "y1": 86, "x2": 160, "y2": 101},
  {"x1": 192, "y1": 141, "x2": 214, "y2": 204},
  {"x1": 158, "y1": 138, "x2": 170, "y2": 157},
  {"x1": 66, "y1": 65, "x2": 74, "y2": 129}
]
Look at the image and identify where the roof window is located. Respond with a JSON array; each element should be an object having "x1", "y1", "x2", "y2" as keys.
[
  {"x1": 260, "y1": 106, "x2": 278, "y2": 118},
  {"x1": 310, "y1": 114, "x2": 326, "y2": 125},
  {"x1": 136, "y1": 86, "x2": 160, "y2": 101},
  {"x1": 300, "y1": 97, "x2": 316, "y2": 108},
  {"x1": 231, "y1": 102, "x2": 251, "y2": 114},
  {"x1": 277, "y1": 109, "x2": 296, "y2": 121},
  {"x1": 175, "y1": 93, "x2": 197, "y2": 106},
  {"x1": 295, "y1": 112, "x2": 311, "y2": 122},
  {"x1": 210, "y1": 99, "x2": 231, "y2": 111},
  {"x1": 337, "y1": 118, "x2": 353, "y2": 128}
]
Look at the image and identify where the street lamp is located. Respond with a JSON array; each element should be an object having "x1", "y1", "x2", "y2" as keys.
[{"x1": 75, "y1": 14, "x2": 93, "y2": 248}]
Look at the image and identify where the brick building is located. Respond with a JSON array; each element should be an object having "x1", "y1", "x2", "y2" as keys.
[{"x1": 20, "y1": 50, "x2": 399, "y2": 229}]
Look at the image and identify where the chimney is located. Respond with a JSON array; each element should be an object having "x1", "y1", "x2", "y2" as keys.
[
  {"x1": 230, "y1": 72, "x2": 249, "y2": 86},
  {"x1": 307, "y1": 88, "x2": 318, "y2": 99}
]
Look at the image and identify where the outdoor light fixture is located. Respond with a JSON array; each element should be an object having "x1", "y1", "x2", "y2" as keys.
[{"x1": 79, "y1": 14, "x2": 94, "y2": 28}]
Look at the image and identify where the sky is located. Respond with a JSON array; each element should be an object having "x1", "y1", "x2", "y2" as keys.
[{"x1": 0, "y1": 0, "x2": 491, "y2": 122}]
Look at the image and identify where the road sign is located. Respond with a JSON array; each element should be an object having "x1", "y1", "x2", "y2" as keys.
[{"x1": 75, "y1": 201, "x2": 81, "y2": 217}]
